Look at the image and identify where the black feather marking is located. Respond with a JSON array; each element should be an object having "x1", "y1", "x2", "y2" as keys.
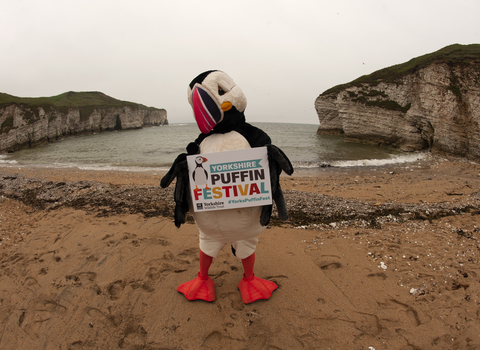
[{"x1": 189, "y1": 70, "x2": 219, "y2": 89}]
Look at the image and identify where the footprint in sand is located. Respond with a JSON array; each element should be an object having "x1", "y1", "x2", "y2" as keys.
[
  {"x1": 67, "y1": 340, "x2": 85, "y2": 349},
  {"x1": 65, "y1": 272, "x2": 98, "y2": 287},
  {"x1": 367, "y1": 272, "x2": 388, "y2": 280},
  {"x1": 307, "y1": 252, "x2": 343, "y2": 271},
  {"x1": 106, "y1": 280, "x2": 126, "y2": 300},
  {"x1": 266, "y1": 275, "x2": 287, "y2": 288},
  {"x1": 146, "y1": 248, "x2": 198, "y2": 279},
  {"x1": 19, "y1": 296, "x2": 67, "y2": 337},
  {"x1": 227, "y1": 292, "x2": 244, "y2": 311},
  {"x1": 130, "y1": 280, "x2": 155, "y2": 293},
  {"x1": 212, "y1": 270, "x2": 231, "y2": 288},
  {"x1": 119, "y1": 323, "x2": 148, "y2": 348},
  {"x1": 85, "y1": 306, "x2": 123, "y2": 327},
  {"x1": 79, "y1": 271, "x2": 97, "y2": 281},
  {"x1": 388, "y1": 299, "x2": 422, "y2": 326},
  {"x1": 203, "y1": 331, "x2": 223, "y2": 347},
  {"x1": 163, "y1": 251, "x2": 174, "y2": 260},
  {"x1": 146, "y1": 267, "x2": 161, "y2": 281},
  {"x1": 317, "y1": 261, "x2": 343, "y2": 270},
  {"x1": 177, "y1": 247, "x2": 198, "y2": 261}
]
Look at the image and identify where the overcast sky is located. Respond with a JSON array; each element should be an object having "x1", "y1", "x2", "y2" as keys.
[{"x1": 2, "y1": 0, "x2": 479, "y2": 124}]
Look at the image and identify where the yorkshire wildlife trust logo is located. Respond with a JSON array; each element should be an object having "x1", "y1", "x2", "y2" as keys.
[{"x1": 187, "y1": 147, "x2": 272, "y2": 212}]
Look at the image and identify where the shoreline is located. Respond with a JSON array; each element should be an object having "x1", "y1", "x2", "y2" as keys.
[
  {"x1": 0, "y1": 150, "x2": 439, "y2": 182},
  {"x1": 1, "y1": 158, "x2": 480, "y2": 348}
]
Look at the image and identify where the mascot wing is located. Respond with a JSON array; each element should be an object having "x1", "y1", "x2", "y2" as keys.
[
  {"x1": 259, "y1": 144, "x2": 294, "y2": 226},
  {"x1": 160, "y1": 152, "x2": 190, "y2": 228}
]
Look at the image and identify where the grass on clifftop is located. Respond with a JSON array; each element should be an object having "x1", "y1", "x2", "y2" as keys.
[
  {"x1": 321, "y1": 43, "x2": 480, "y2": 96},
  {"x1": 0, "y1": 91, "x2": 154, "y2": 111}
]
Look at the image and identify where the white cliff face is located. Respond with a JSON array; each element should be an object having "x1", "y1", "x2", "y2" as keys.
[
  {"x1": 315, "y1": 62, "x2": 480, "y2": 160},
  {"x1": 0, "y1": 105, "x2": 167, "y2": 153}
]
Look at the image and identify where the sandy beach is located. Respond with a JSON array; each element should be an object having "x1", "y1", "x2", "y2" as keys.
[{"x1": 1, "y1": 157, "x2": 480, "y2": 349}]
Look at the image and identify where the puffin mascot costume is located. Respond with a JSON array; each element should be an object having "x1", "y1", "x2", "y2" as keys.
[{"x1": 161, "y1": 70, "x2": 293, "y2": 304}]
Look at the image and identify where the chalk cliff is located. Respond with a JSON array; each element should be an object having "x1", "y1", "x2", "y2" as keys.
[
  {"x1": 315, "y1": 44, "x2": 480, "y2": 160},
  {"x1": 0, "y1": 91, "x2": 168, "y2": 153}
]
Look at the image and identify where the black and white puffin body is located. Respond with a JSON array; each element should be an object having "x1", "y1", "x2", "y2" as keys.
[
  {"x1": 187, "y1": 71, "x2": 265, "y2": 260},
  {"x1": 161, "y1": 70, "x2": 293, "y2": 304}
]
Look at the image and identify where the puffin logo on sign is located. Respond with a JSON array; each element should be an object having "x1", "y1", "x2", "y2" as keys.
[
  {"x1": 192, "y1": 156, "x2": 209, "y2": 190},
  {"x1": 187, "y1": 147, "x2": 272, "y2": 212}
]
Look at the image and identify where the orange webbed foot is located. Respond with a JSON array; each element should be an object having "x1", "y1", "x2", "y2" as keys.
[
  {"x1": 177, "y1": 273, "x2": 215, "y2": 302},
  {"x1": 238, "y1": 274, "x2": 277, "y2": 304}
]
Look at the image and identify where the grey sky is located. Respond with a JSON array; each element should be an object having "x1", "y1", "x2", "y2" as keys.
[{"x1": 2, "y1": 0, "x2": 479, "y2": 124}]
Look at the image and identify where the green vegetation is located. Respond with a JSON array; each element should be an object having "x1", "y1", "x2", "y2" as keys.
[
  {"x1": 448, "y1": 84, "x2": 461, "y2": 97},
  {"x1": 367, "y1": 100, "x2": 411, "y2": 113},
  {"x1": 347, "y1": 91, "x2": 357, "y2": 98},
  {"x1": 352, "y1": 94, "x2": 411, "y2": 112},
  {"x1": 0, "y1": 91, "x2": 157, "y2": 125},
  {"x1": 1, "y1": 116, "x2": 13, "y2": 133},
  {"x1": 322, "y1": 43, "x2": 480, "y2": 96},
  {"x1": 448, "y1": 77, "x2": 462, "y2": 98},
  {"x1": 363, "y1": 90, "x2": 388, "y2": 98},
  {"x1": 0, "y1": 91, "x2": 147, "y2": 109}
]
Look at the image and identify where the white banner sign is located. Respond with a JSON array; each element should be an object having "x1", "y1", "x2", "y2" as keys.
[{"x1": 187, "y1": 147, "x2": 272, "y2": 212}]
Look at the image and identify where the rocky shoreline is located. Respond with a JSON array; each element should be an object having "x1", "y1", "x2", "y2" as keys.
[{"x1": 1, "y1": 161, "x2": 479, "y2": 229}]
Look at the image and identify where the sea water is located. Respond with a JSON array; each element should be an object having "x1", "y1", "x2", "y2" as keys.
[{"x1": 0, "y1": 123, "x2": 427, "y2": 172}]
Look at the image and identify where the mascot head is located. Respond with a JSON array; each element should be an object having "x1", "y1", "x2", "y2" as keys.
[{"x1": 188, "y1": 70, "x2": 247, "y2": 134}]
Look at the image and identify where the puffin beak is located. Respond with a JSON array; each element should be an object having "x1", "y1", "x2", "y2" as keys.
[
  {"x1": 191, "y1": 84, "x2": 224, "y2": 134},
  {"x1": 221, "y1": 101, "x2": 232, "y2": 112},
  {"x1": 202, "y1": 157, "x2": 208, "y2": 162}
]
